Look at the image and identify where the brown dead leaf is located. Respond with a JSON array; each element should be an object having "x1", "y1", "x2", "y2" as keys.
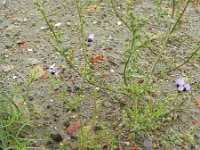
[
  {"x1": 101, "y1": 74, "x2": 110, "y2": 80},
  {"x1": 195, "y1": 100, "x2": 200, "y2": 108},
  {"x1": 90, "y1": 54, "x2": 104, "y2": 63},
  {"x1": 16, "y1": 40, "x2": 25, "y2": 44},
  {"x1": 192, "y1": 119, "x2": 200, "y2": 126},
  {"x1": 150, "y1": 34, "x2": 161, "y2": 41},
  {"x1": 130, "y1": 146, "x2": 137, "y2": 150},
  {"x1": 20, "y1": 44, "x2": 27, "y2": 49},
  {"x1": 86, "y1": 5, "x2": 101, "y2": 14},
  {"x1": 30, "y1": 65, "x2": 48, "y2": 80}
]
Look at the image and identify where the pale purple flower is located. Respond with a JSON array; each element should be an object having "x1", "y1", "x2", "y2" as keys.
[
  {"x1": 87, "y1": 34, "x2": 95, "y2": 46},
  {"x1": 175, "y1": 78, "x2": 190, "y2": 92},
  {"x1": 47, "y1": 68, "x2": 58, "y2": 74},
  {"x1": 176, "y1": 78, "x2": 184, "y2": 87},
  {"x1": 183, "y1": 84, "x2": 190, "y2": 91},
  {"x1": 47, "y1": 63, "x2": 58, "y2": 75},
  {"x1": 178, "y1": 86, "x2": 184, "y2": 92}
]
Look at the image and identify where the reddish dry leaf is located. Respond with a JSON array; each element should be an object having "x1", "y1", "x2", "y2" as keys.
[
  {"x1": 66, "y1": 120, "x2": 81, "y2": 135},
  {"x1": 195, "y1": 100, "x2": 200, "y2": 108},
  {"x1": 90, "y1": 54, "x2": 104, "y2": 63},
  {"x1": 192, "y1": 119, "x2": 200, "y2": 126},
  {"x1": 20, "y1": 44, "x2": 27, "y2": 49},
  {"x1": 30, "y1": 65, "x2": 48, "y2": 80},
  {"x1": 101, "y1": 74, "x2": 110, "y2": 80},
  {"x1": 138, "y1": 79, "x2": 144, "y2": 84},
  {"x1": 130, "y1": 146, "x2": 137, "y2": 150}
]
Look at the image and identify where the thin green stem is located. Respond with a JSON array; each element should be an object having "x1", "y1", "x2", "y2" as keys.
[
  {"x1": 123, "y1": 35, "x2": 135, "y2": 86},
  {"x1": 75, "y1": 0, "x2": 86, "y2": 50},
  {"x1": 110, "y1": 0, "x2": 132, "y2": 31},
  {"x1": 35, "y1": 0, "x2": 61, "y2": 44},
  {"x1": 171, "y1": 0, "x2": 176, "y2": 18},
  {"x1": 167, "y1": 42, "x2": 200, "y2": 73},
  {"x1": 151, "y1": 0, "x2": 190, "y2": 75}
]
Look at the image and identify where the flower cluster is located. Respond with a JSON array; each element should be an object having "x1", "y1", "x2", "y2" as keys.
[{"x1": 175, "y1": 78, "x2": 190, "y2": 92}]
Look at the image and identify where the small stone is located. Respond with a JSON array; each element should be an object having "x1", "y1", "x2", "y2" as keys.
[
  {"x1": 47, "y1": 105, "x2": 51, "y2": 109},
  {"x1": 73, "y1": 85, "x2": 81, "y2": 92},
  {"x1": 143, "y1": 139, "x2": 151, "y2": 148},
  {"x1": 117, "y1": 21, "x2": 122, "y2": 25},
  {"x1": 122, "y1": 142, "x2": 130, "y2": 146},
  {"x1": 50, "y1": 133, "x2": 63, "y2": 143},
  {"x1": 40, "y1": 26, "x2": 48, "y2": 30},
  {"x1": 110, "y1": 69, "x2": 115, "y2": 73},
  {"x1": 93, "y1": 125, "x2": 102, "y2": 131},
  {"x1": 70, "y1": 135, "x2": 78, "y2": 141},
  {"x1": 63, "y1": 120, "x2": 70, "y2": 128},
  {"x1": 103, "y1": 101, "x2": 112, "y2": 108},
  {"x1": 67, "y1": 86, "x2": 72, "y2": 92},
  {"x1": 66, "y1": 22, "x2": 71, "y2": 26},
  {"x1": 27, "y1": 48, "x2": 33, "y2": 52},
  {"x1": 13, "y1": 75, "x2": 17, "y2": 79},
  {"x1": 119, "y1": 98, "x2": 126, "y2": 105},
  {"x1": 28, "y1": 95, "x2": 34, "y2": 101},
  {"x1": 53, "y1": 112, "x2": 60, "y2": 117},
  {"x1": 0, "y1": 65, "x2": 13, "y2": 73},
  {"x1": 27, "y1": 58, "x2": 40, "y2": 65},
  {"x1": 54, "y1": 22, "x2": 62, "y2": 27}
]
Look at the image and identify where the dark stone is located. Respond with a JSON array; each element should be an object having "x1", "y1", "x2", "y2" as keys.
[
  {"x1": 47, "y1": 105, "x2": 51, "y2": 109},
  {"x1": 63, "y1": 120, "x2": 70, "y2": 128},
  {"x1": 28, "y1": 95, "x2": 34, "y2": 101},
  {"x1": 67, "y1": 86, "x2": 72, "y2": 92},
  {"x1": 93, "y1": 125, "x2": 102, "y2": 132},
  {"x1": 70, "y1": 135, "x2": 77, "y2": 141},
  {"x1": 73, "y1": 85, "x2": 81, "y2": 92},
  {"x1": 50, "y1": 133, "x2": 63, "y2": 143}
]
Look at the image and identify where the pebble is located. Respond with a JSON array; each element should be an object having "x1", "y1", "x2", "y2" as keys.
[
  {"x1": 50, "y1": 133, "x2": 63, "y2": 143},
  {"x1": 66, "y1": 22, "x2": 71, "y2": 26},
  {"x1": 73, "y1": 85, "x2": 81, "y2": 92},
  {"x1": 28, "y1": 95, "x2": 34, "y2": 101},
  {"x1": 40, "y1": 26, "x2": 48, "y2": 30},
  {"x1": 54, "y1": 22, "x2": 62, "y2": 28},
  {"x1": 27, "y1": 58, "x2": 40, "y2": 65},
  {"x1": 93, "y1": 125, "x2": 102, "y2": 131},
  {"x1": 117, "y1": 21, "x2": 122, "y2": 25},
  {"x1": 103, "y1": 101, "x2": 112, "y2": 107},
  {"x1": 119, "y1": 98, "x2": 126, "y2": 105},
  {"x1": 0, "y1": 65, "x2": 13, "y2": 73},
  {"x1": 27, "y1": 48, "x2": 33, "y2": 52},
  {"x1": 63, "y1": 120, "x2": 70, "y2": 128},
  {"x1": 67, "y1": 86, "x2": 72, "y2": 92}
]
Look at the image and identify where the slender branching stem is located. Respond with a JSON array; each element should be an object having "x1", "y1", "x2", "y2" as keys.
[
  {"x1": 110, "y1": 0, "x2": 132, "y2": 31},
  {"x1": 167, "y1": 42, "x2": 200, "y2": 73},
  {"x1": 151, "y1": 0, "x2": 190, "y2": 75},
  {"x1": 171, "y1": 0, "x2": 176, "y2": 18},
  {"x1": 35, "y1": 0, "x2": 61, "y2": 44},
  {"x1": 123, "y1": 35, "x2": 135, "y2": 86}
]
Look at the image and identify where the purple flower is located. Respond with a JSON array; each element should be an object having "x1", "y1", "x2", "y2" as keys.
[
  {"x1": 47, "y1": 68, "x2": 58, "y2": 75},
  {"x1": 175, "y1": 78, "x2": 190, "y2": 92},
  {"x1": 176, "y1": 78, "x2": 184, "y2": 87},
  {"x1": 87, "y1": 34, "x2": 95, "y2": 46},
  {"x1": 183, "y1": 84, "x2": 190, "y2": 91},
  {"x1": 47, "y1": 63, "x2": 58, "y2": 75}
]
